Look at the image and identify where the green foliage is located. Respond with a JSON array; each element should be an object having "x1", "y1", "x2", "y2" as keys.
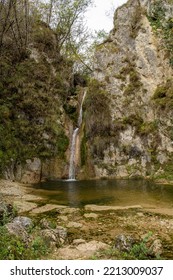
[
  {"x1": 139, "y1": 121, "x2": 158, "y2": 136},
  {"x1": 85, "y1": 79, "x2": 111, "y2": 138},
  {"x1": 92, "y1": 232, "x2": 160, "y2": 260},
  {"x1": 148, "y1": 1, "x2": 173, "y2": 67},
  {"x1": 129, "y1": 232, "x2": 153, "y2": 260},
  {"x1": 63, "y1": 104, "x2": 78, "y2": 124},
  {"x1": 121, "y1": 115, "x2": 158, "y2": 139},
  {"x1": 32, "y1": 21, "x2": 56, "y2": 53},
  {"x1": 0, "y1": 226, "x2": 49, "y2": 260},
  {"x1": 154, "y1": 161, "x2": 173, "y2": 181},
  {"x1": 0, "y1": 47, "x2": 69, "y2": 173},
  {"x1": 123, "y1": 114, "x2": 143, "y2": 130},
  {"x1": 0, "y1": 205, "x2": 17, "y2": 226}
]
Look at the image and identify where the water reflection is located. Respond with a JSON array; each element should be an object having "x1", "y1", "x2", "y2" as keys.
[{"x1": 29, "y1": 179, "x2": 173, "y2": 208}]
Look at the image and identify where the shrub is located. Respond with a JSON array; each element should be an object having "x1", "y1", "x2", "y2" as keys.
[{"x1": 0, "y1": 226, "x2": 49, "y2": 260}]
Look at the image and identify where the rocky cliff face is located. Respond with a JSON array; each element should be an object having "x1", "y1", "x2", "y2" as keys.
[
  {"x1": 82, "y1": 0, "x2": 173, "y2": 180},
  {"x1": 0, "y1": 22, "x2": 73, "y2": 183}
]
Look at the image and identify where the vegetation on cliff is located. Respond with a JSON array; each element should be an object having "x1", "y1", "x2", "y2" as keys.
[
  {"x1": 0, "y1": 0, "x2": 93, "y2": 176},
  {"x1": 148, "y1": 0, "x2": 173, "y2": 67}
]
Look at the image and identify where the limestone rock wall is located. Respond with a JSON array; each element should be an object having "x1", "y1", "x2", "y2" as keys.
[{"x1": 86, "y1": 0, "x2": 173, "y2": 179}]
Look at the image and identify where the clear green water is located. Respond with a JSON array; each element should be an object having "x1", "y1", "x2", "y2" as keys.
[{"x1": 29, "y1": 179, "x2": 173, "y2": 209}]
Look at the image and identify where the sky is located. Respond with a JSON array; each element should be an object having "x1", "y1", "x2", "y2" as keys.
[{"x1": 86, "y1": 0, "x2": 128, "y2": 32}]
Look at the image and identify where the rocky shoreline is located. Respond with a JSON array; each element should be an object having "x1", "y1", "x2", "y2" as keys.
[{"x1": 0, "y1": 179, "x2": 173, "y2": 259}]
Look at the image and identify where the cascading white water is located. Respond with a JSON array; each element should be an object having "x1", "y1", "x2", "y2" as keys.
[{"x1": 68, "y1": 89, "x2": 87, "y2": 180}]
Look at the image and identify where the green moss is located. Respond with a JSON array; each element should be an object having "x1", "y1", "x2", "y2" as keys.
[
  {"x1": 124, "y1": 70, "x2": 142, "y2": 95},
  {"x1": 123, "y1": 114, "x2": 143, "y2": 129},
  {"x1": 153, "y1": 79, "x2": 173, "y2": 109},
  {"x1": 139, "y1": 121, "x2": 158, "y2": 136},
  {"x1": 118, "y1": 63, "x2": 142, "y2": 94},
  {"x1": 85, "y1": 79, "x2": 112, "y2": 160}
]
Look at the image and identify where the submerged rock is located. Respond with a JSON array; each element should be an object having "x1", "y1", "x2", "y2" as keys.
[{"x1": 85, "y1": 204, "x2": 142, "y2": 212}]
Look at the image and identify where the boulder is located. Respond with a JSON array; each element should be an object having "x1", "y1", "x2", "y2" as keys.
[
  {"x1": 12, "y1": 216, "x2": 33, "y2": 230},
  {"x1": 114, "y1": 234, "x2": 135, "y2": 252},
  {"x1": 149, "y1": 239, "x2": 163, "y2": 257},
  {"x1": 41, "y1": 226, "x2": 67, "y2": 246},
  {"x1": 5, "y1": 216, "x2": 33, "y2": 243}
]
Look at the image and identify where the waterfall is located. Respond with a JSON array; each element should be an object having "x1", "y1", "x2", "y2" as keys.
[{"x1": 68, "y1": 89, "x2": 87, "y2": 180}]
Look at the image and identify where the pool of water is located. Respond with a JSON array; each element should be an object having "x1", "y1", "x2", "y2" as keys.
[{"x1": 28, "y1": 179, "x2": 173, "y2": 209}]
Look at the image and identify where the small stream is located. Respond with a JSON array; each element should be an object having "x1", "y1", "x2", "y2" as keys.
[{"x1": 28, "y1": 179, "x2": 173, "y2": 211}]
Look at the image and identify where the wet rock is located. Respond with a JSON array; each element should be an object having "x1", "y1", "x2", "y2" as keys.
[
  {"x1": 85, "y1": 204, "x2": 142, "y2": 212},
  {"x1": 114, "y1": 234, "x2": 135, "y2": 252}
]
